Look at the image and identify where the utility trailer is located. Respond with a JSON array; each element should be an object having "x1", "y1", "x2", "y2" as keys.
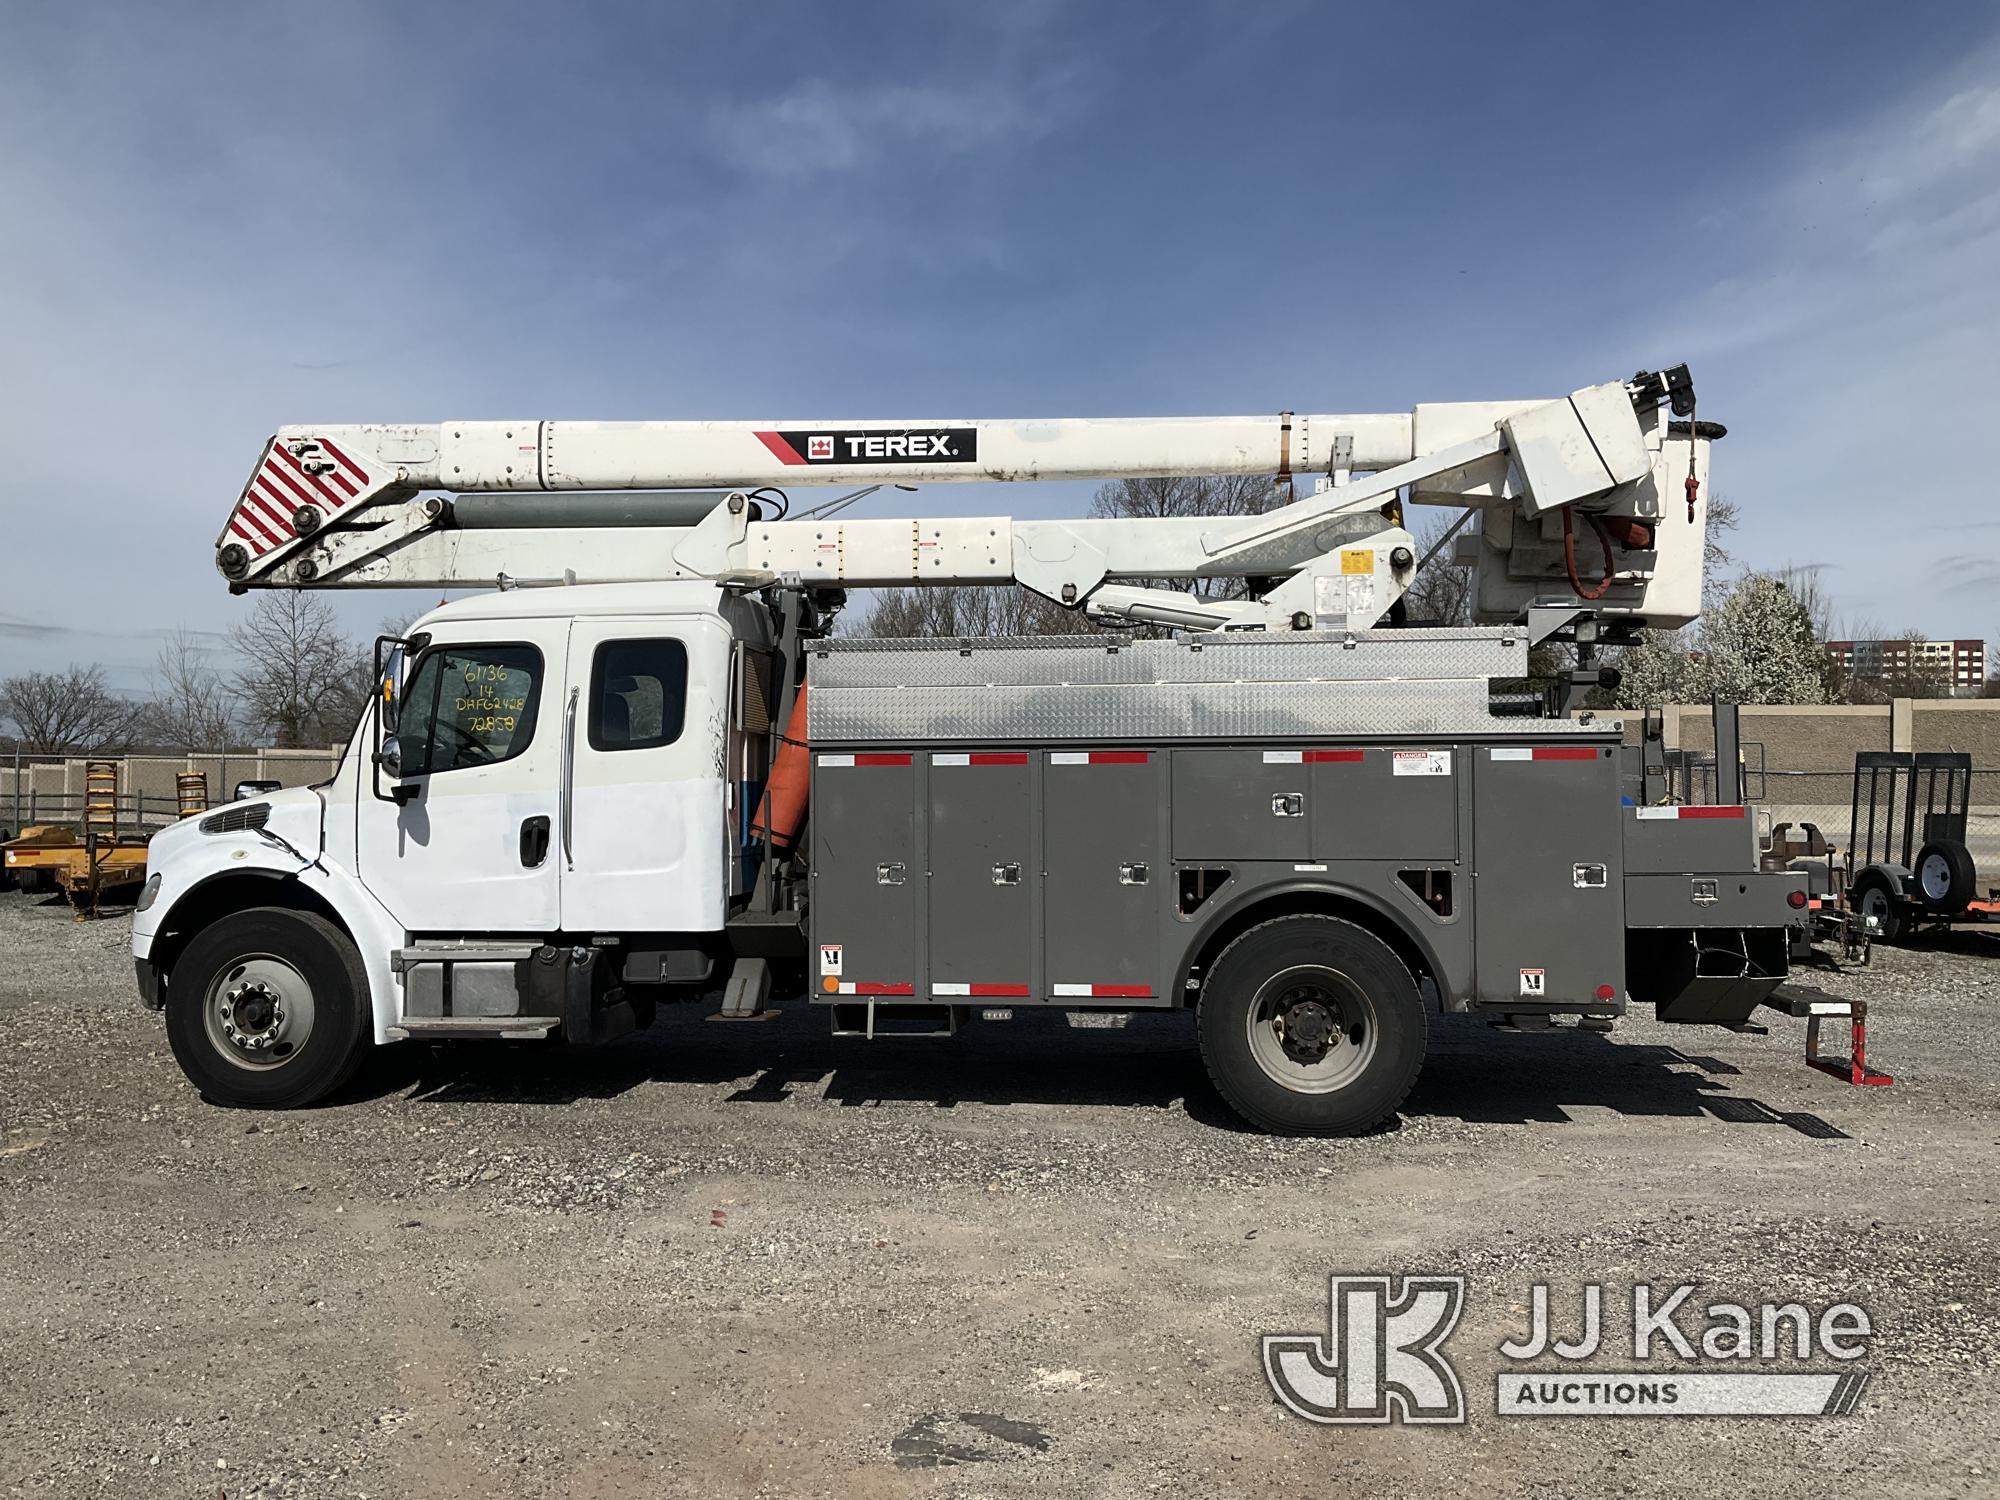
[
  {"x1": 3, "y1": 766, "x2": 210, "y2": 913},
  {"x1": 1837, "y1": 752, "x2": 1994, "y2": 944},
  {"x1": 130, "y1": 363, "x2": 1889, "y2": 1131}
]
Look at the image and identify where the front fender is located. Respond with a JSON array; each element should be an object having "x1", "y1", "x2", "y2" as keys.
[{"x1": 137, "y1": 839, "x2": 407, "y2": 1044}]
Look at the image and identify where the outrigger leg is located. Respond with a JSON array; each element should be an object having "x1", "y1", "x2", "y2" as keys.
[{"x1": 1765, "y1": 990, "x2": 1893, "y2": 1086}]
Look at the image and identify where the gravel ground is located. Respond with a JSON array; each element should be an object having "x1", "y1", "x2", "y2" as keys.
[{"x1": 2, "y1": 889, "x2": 1997, "y2": 1499}]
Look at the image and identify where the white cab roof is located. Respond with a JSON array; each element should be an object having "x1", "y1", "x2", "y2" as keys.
[{"x1": 411, "y1": 581, "x2": 733, "y2": 630}]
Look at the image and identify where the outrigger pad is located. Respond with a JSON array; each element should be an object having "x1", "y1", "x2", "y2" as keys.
[{"x1": 1767, "y1": 987, "x2": 1893, "y2": 1087}]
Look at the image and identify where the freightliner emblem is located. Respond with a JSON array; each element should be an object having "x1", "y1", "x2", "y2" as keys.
[{"x1": 754, "y1": 428, "x2": 977, "y2": 465}]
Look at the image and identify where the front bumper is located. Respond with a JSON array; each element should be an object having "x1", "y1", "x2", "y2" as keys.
[{"x1": 135, "y1": 957, "x2": 164, "y2": 1011}]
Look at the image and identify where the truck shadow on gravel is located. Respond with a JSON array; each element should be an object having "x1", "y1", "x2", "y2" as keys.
[{"x1": 340, "y1": 1008, "x2": 1849, "y2": 1138}]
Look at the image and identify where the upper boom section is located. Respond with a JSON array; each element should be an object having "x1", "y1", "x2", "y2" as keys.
[
  {"x1": 223, "y1": 410, "x2": 1429, "y2": 565},
  {"x1": 218, "y1": 366, "x2": 1709, "y2": 633}
]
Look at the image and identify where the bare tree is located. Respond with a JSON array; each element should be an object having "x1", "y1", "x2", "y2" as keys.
[
  {"x1": 377, "y1": 606, "x2": 426, "y2": 641},
  {"x1": 1844, "y1": 629, "x2": 1954, "y2": 702},
  {"x1": 0, "y1": 665, "x2": 135, "y2": 754},
  {"x1": 1772, "y1": 565, "x2": 1840, "y2": 642},
  {"x1": 859, "y1": 474, "x2": 1289, "y2": 639},
  {"x1": 1702, "y1": 494, "x2": 1741, "y2": 603},
  {"x1": 137, "y1": 628, "x2": 236, "y2": 751},
  {"x1": 1401, "y1": 512, "x2": 1476, "y2": 626},
  {"x1": 229, "y1": 593, "x2": 367, "y2": 747},
  {"x1": 861, "y1": 583, "x2": 1087, "y2": 639}
]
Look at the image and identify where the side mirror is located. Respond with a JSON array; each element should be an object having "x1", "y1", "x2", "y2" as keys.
[
  {"x1": 371, "y1": 631, "x2": 422, "y2": 806},
  {"x1": 374, "y1": 735, "x2": 419, "y2": 805}
]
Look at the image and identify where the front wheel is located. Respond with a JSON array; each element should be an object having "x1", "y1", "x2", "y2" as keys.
[
  {"x1": 1197, "y1": 915, "x2": 1426, "y2": 1136},
  {"x1": 166, "y1": 907, "x2": 369, "y2": 1108}
]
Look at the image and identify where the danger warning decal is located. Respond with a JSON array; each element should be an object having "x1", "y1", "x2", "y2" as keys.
[
  {"x1": 1392, "y1": 750, "x2": 1452, "y2": 777},
  {"x1": 753, "y1": 428, "x2": 978, "y2": 466}
]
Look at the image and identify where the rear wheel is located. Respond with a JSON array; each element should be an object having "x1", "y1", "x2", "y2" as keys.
[
  {"x1": 1852, "y1": 874, "x2": 1907, "y2": 944},
  {"x1": 1198, "y1": 915, "x2": 1426, "y2": 1136},
  {"x1": 166, "y1": 907, "x2": 369, "y2": 1108}
]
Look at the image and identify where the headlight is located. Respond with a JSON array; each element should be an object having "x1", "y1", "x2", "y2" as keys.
[{"x1": 135, "y1": 873, "x2": 163, "y2": 912}]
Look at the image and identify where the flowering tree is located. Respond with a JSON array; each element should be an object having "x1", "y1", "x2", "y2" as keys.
[{"x1": 1614, "y1": 573, "x2": 1832, "y2": 708}]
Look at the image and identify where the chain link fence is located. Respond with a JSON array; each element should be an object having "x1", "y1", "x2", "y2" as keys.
[
  {"x1": 0, "y1": 748, "x2": 346, "y2": 837},
  {"x1": 1759, "y1": 768, "x2": 2000, "y2": 882},
  {"x1": 1665, "y1": 754, "x2": 1999, "y2": 882}
]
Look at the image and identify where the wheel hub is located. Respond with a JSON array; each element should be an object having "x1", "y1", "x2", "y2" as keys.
[
  {"x1": 203, "y1": 955, "x2": 316, "y2": 1070},
  {"x1": 220, "y1": 980, "x2": 287, "y2": 1051},
  {"x1": 1242, "y1": 963, "x2": 1381, "y2": 1097},
  {"x1": 1273, "y1": 990, "x2": 1340, "y2": 1064}
]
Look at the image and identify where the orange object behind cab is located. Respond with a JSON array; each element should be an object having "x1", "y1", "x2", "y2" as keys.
[{"x1": 750, "y1": 684, "x2": 809, "y2": 849}]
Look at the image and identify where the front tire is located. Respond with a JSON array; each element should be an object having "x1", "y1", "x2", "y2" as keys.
[
  {"x1": 1198, "y1": 915, "x2": 1426, "y2": 1136},
  {"x1": 166, "y1": 907, "x2": 369, "y2": 1108}
]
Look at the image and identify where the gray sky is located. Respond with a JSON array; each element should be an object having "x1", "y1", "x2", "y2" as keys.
[{"x1": 2, "y1": 1, "x2": 1997, "y2": 692}]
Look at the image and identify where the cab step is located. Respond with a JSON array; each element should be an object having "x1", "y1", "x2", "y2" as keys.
[
  {"x1": 388, "y1": 1017, "x2": 560, "y2": 1041},
  {"x1": 830, "y1": 1002, "x2": 963, "y2": 1038}
]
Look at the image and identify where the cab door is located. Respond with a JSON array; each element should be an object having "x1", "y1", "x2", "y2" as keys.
[
  {"x1": 355, "y1": 626, "x2": 563, "y2": 933},
  {"x1": 559, "y1": 617, "x2": 730, "y2": 933}
]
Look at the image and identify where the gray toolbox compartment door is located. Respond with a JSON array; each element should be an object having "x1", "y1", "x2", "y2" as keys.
[
  {"x1": 1043, "y1": 750, "x2": 1163, "y2": 1002},
  {"x1": 1471, "y1": 744, "x2": 1625, "y2": 1007},
  {"x1": 809, "y1": 751, "x2": 917, "y2": 996},
  {"x1": 1172, "y1": 748, "x2": 1311, "y2": 861},
  {"x1": 1309, "y1": 747, "x2": 1459, "y2": 861},
  {"x1": 927, "y1": 751, "x2": 1034, "y2": 999}
]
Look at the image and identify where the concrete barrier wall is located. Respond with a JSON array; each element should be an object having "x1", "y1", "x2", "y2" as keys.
[
  {"x1": 1656, "y1": 700, "x2": 1997, "y2": 882},
  {"x1": 0, "y1": 747, "x2": 346, "y2": 833}
]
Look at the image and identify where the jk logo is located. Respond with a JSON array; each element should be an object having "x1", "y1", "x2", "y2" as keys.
[{"x1": 1263, "y1": 1275, "x2": 1466, "y2": 1424}]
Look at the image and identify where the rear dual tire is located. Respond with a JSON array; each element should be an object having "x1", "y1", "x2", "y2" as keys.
[{"x1": 1198, "y1": 915, "x2": 1426, "y2": 1136}]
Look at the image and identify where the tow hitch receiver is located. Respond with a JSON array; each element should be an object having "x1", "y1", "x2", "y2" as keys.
[{"x1": 1765, "y1": 988, "x2": 1893, "y2": 1087}]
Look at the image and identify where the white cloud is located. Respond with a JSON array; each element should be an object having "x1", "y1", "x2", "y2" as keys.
[
  {"x1": 1622, "y1": 41, "x2": 2000, "y2": 644},
  {"x1": 708, "y1": 78, "x2": 1055, "y2": 177}
]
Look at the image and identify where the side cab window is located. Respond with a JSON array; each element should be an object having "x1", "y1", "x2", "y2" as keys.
[
  {"x1": 589, "y1": 638, "x2": 689, "y2": 752},
  {"x1": 398, "y1": 643, "x2": 543, "y2": 775}
]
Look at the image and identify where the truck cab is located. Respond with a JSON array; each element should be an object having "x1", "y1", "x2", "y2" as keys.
[{"x1": 133, "y1": 582, "x2": 779, "y2": 1105}]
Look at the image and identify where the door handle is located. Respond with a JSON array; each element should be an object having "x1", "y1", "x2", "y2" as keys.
[{"x1": 520, "y1": 815, "x2": 551, "y2": 868}]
